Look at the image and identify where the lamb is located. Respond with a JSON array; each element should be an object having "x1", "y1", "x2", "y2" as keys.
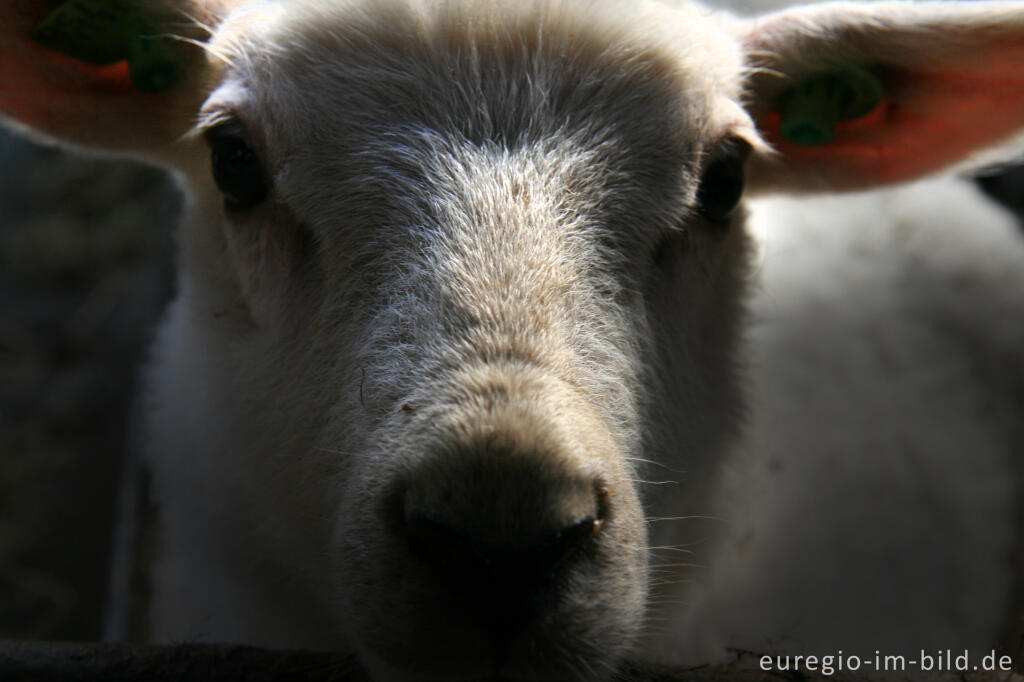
[{"x1": 2, "y1": 0, "x2": 1024, "y2": 679}]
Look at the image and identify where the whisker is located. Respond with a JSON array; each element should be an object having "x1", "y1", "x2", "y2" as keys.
[
  {"x1": 648, "y1": 560, "x2": 702, "y2": 568},
  {"x1": 625, "y1": 456, "x2": 687, "y2": 475},
  {"x1": 647, "y1": 579, "x2": 694, "y2": 588},
  {"x1": 645, "y1": 514, "x2": 723, "y2": 524}
]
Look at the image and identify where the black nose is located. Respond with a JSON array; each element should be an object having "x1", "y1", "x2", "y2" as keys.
[
  {"x1": 405, "y1": 510, "x2": 602, "y2": 577},
  {"x1": 398, "y1": 452, "x2": 607, "y2": 631}
]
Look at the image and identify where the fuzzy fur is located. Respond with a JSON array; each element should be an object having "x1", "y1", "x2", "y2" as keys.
[{"x1": 671, "y1": 175, "x2": 1024, "y2": 662}]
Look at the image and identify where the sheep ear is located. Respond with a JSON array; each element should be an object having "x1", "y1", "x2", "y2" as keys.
[
  {"x1": 0, "y1": 0, "x2": 232, "y2": 159},
  {"x1": 740, "y1": 1, "x2": 1024, "y2": 193}
]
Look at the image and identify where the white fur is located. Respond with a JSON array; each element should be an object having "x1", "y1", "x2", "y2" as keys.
[{"x1": 674, "y1": 175, "x2": 1024, "y2": 662}]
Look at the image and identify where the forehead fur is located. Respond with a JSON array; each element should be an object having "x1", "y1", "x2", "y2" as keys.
[
  {"x1": 211, "y1": 0, "x2": 743, "y2": 81},
  {"x1": 204, "y1": 0, "x2": 748, "y2": 146},
  {"x1": 211, "y1": 0, "x2": 743, "y2": 75},
  {"x1": 201, "y1": 0, "x2": 750, "y2": 231}
]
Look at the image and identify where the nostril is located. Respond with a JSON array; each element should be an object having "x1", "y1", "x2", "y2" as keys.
[
  {"x1": 538, "y1": 515, "x2": 602, "y2": 570},
  {"x1": 398, "y1": 459, "x2": 610, "y2": 634},
  {"x1": 403, "y1": 509, "x2": 603, "y2": 577},
  {"x1": 398, "y1": 453, "x2": 610, "y2": 599},
  {"x1": 405, "y1": 512, "x2": 485, "y2": 569}
]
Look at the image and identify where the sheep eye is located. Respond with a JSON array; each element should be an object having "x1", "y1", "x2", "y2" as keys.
[
  {"x1": 206, "y1": 122, "x2": 268, "y2": 208},
  {"x1": 696, "y1": 139, "x2": 748, "y2": 223}
]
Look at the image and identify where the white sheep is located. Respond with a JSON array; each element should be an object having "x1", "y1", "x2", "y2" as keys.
[
  {"x1": 2, "y1": 0, "x2": 1024, "y2": 679},
  {"x1": 671, "y1": 175, "x2": 1024, "y2": 665}
]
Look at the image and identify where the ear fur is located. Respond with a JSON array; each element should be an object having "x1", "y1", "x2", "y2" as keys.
[{"x1": 740, "y1": 1, "x2": 1024, "y2": 193}]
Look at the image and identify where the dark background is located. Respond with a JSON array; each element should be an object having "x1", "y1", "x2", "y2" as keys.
[{"x1": 0, "y1": 128, "x2": 177, "y2": 641}]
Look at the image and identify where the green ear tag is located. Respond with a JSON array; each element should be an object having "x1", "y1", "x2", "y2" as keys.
[
  {"x1": 129, "y1": 33, "x2": 181, "y2": 92},
  {"x1": 33, "y1": 0, "x2": 181, "y2": 92},
  {"x1": 778, "y1": 63, "x2": 884, "y2": 146},
  {"x1": 32, "y1": 0, "x2": 134, "y2": 64}
]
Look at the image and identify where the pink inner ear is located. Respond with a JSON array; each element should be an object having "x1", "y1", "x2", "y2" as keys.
[
  {"x1": 0, "y1": 36, "x2": 135, "y2": 130},
  {"x1": 757, "y1": 50, "x2": 1024, "y2": 189}
]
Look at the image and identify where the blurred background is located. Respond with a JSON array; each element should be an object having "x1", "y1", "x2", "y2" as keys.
[{"x1": 0, "y1": 128, "x2": 178, "y2": 641}]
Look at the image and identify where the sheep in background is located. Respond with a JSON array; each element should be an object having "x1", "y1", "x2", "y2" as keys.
[
  {"x1": 2, "y1": 0, "x2": 1024, "y2": 679},
  {"x1": 674, "y1": 175, "x2": 1024, "y2": 663}
]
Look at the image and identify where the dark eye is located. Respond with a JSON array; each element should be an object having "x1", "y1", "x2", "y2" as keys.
[
  {"x1": 696, "y1": 139, "x2": 748, "y2": 223},
  {"x1": 206, "y1": 122, "x2": 268, "y2": 208}
]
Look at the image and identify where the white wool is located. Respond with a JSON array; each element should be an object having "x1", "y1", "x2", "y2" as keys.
[{"x1": 672, "y1": 175, "x2": 1024, "y2": 661}]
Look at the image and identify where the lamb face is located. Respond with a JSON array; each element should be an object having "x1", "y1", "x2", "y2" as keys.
[
  {"x1": 146, "y1": 2, "x2": 753, "y2": 677},
  {"x1": 4, "y1": 0, "x2": 1024, "y2": 679}
]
